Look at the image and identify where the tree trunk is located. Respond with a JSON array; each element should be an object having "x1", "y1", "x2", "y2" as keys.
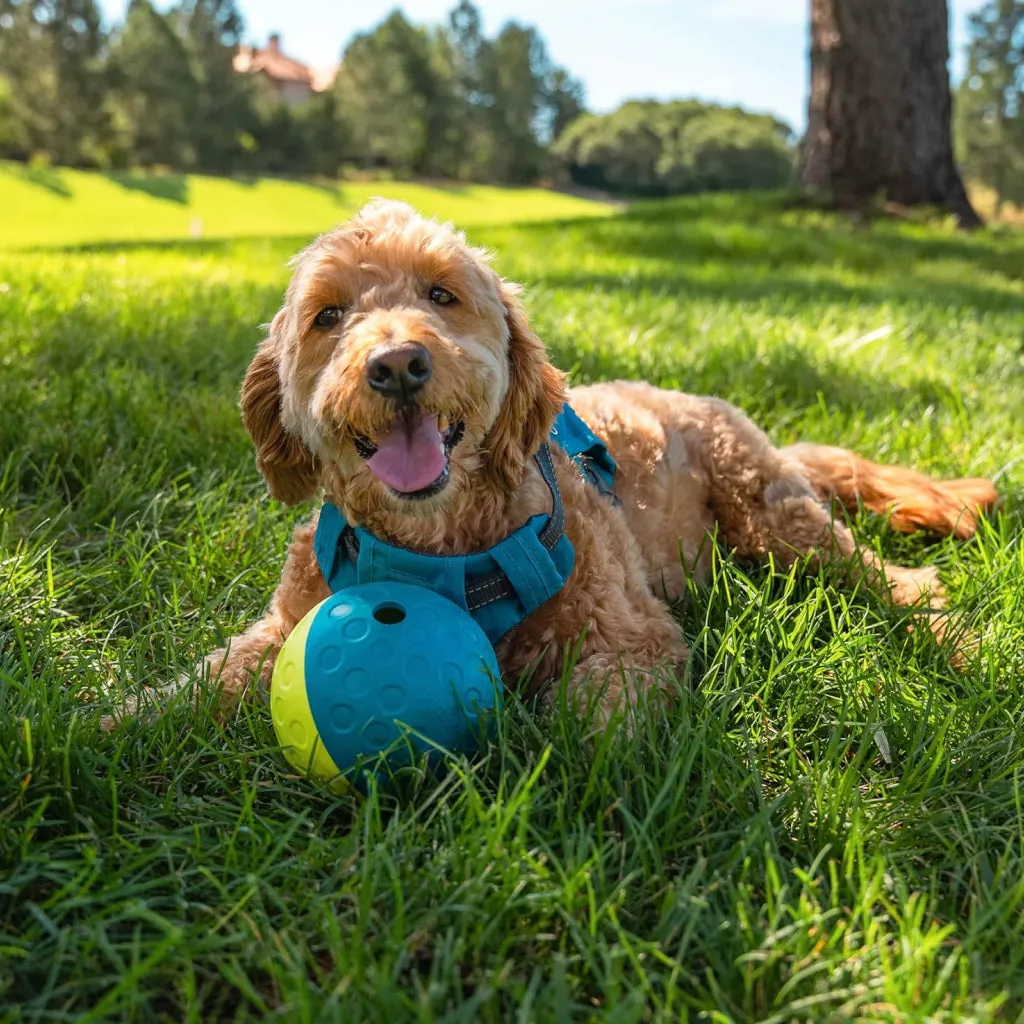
[{"x1": 801, "y1": 0, "x2": 982, "y2": 228}]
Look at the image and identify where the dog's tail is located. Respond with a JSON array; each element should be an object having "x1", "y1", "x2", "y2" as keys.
[{"x1": 784, "y1": 443, "x2": 998, "y2": 540}]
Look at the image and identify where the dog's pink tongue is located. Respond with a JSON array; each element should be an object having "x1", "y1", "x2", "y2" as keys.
[{"x1": 367, "y1": 413, "x2": 446, "y2": 493}]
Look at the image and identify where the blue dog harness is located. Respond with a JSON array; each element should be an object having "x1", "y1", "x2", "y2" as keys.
[{"x1": 313, "y1": 405, "x2": 617, "y2": 645}]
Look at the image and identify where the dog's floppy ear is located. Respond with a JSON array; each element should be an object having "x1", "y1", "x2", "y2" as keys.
[
  {"x1": 486, "y1": 284, "x2": 567, "y2": 491},
  {"x1": 240, "y1": 312, "x2": 319, "y2": 505}
]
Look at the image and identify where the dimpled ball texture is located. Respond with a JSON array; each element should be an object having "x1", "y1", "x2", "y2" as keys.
[{"x1": 271, "y1": 582, "x2": 502, "y2": 789}]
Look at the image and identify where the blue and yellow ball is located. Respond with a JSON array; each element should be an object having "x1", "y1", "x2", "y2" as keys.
[{"x1": 270, "y1": 582, "x2": 501, "y2": 790}]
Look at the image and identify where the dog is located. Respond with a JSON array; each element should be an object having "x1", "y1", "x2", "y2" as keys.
[{"x1": 105, "y1": 199, "x2": 998, "y2": 730}]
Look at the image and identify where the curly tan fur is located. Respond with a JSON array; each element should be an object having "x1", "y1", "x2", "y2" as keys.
[
  {"x1": 102, "y1": 200, "x2": 999, "y2": 731},
  {"x1": 784, "y1": 442, "x2": 998, "y2": 540},
  {"x1": 240, "y1": 314, "x2": 320, "y2": 505}
]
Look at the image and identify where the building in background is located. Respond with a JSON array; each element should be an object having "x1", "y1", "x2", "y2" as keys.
[{"x1": 233, "y1": 34, "x2": 338, "y2": 107}]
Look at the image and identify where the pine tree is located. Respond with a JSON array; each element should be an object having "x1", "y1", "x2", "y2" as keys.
[
  {"x1": 801, "y1": 0, "x2": 981, "y2": 226},
  {"x1": 0, "y1": 0, "x2": 110, "y2": 165},
  {"x1": 174, "y1": 0, "x2": 251, "y2": 173},
  {"x1": 955, "y1": 0, "x2": 1024, "y2": 213},
  {"x1": 107, "y1": 0, "x2": 198, "y2": 168}
]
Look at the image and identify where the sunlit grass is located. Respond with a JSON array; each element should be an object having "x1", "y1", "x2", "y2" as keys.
[
  {"x1": 968, "y1": 181, "x2": 1024, "y2": 227},
  {"x1": 1, "y1": 191, "x2": 1023, "y2": 1020},
  {"x1": 0, "y1": 161, "x2": 614, "y2": 250}
]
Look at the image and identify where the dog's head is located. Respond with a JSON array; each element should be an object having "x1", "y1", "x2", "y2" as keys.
[{"x1": 241, "y1": 200, "x2": 565, "y2": 530}]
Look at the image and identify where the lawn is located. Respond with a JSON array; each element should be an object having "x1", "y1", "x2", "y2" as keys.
[
  {"x1": 1, "y1": 182, "x2": 1023, "y2": 1021},
  {"x1": 0, "y1": 161, "x2": 613, "y2": 250}
]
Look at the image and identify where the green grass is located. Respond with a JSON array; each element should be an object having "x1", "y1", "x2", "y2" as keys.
[
  {"x1": 0, "y1": 161, "x2": 613, "y2": 250},
  {"x1": 2, "y1": 186, "x2": 1024, "y2": 1021}
]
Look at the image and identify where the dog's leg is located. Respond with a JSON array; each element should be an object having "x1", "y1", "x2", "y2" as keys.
[
  {"x1": 509, "y1": 492, "x2": 690, "y2": 730},
  {"x1": 784, "y1": 442, "x2": 997, "y2": 540},
  {"x1": 564, "y1": 642, "x2": 684, "y2": 732},
  {"x1": 188, "y1": 521, "x2": 329, "y2": 720},
  {"x1": 102, "y1": 521, "x2": 328, "y2": 730},
  {"x1": 702, "y1": 401, "x2": 953, "y2": 633}
]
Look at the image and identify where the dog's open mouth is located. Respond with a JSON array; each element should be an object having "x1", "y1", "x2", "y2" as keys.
[{"x1": 354, "y1": 412, "x2": 465, "y2": 500}]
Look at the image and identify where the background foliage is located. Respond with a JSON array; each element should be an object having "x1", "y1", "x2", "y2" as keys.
[
  {"x1": 0, "y1": 0, "x2": 798, "y2": 191},
  {"x1": 3, "y1": 0, "x2": 1020, "y2": 199},
  {"x1": 552, "y1": 99, "x2": 795, "y2": 197},
  {"x1": 955, "y1": 0, "x2": 1024, "y2": 214},
  {"x1": 0, "y1": 0, "x2": 591, "y2": 184}
]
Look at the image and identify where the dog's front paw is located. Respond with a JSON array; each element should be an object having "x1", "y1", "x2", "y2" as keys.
[
  {"x1": 99, "y1": 649, "x2": 234, "y2": 733},
  {"x1": 196, "y1": 645, "x2": 266, "y2": 723},
  {"x1": 98, "y1": 632, "x2": 280, "y2": 733},
  {"x1": 560, "y1": 654, "x2": 677, "y2": 737},
  {"x1": 99, "y1": 670, "x2": 194, "y2": 732}
]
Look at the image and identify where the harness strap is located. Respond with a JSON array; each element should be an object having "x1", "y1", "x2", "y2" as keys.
[
  {"x1": 465, "y1": 444, "x2": 563, "y2": 611},
  {"x1": 336, "y1": 443, "x2": 564, "y2": 614},
  {"x1": 576, "y1": 454, "x2": 621, "y2": 506}
]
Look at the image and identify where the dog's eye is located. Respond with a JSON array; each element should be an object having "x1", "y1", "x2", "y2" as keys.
[
  {"x1": 314, "y1": 306, "x2": 344, "y2": 329},
  {"x1": 428, "y1": 285, "x2": 458, "y2": 307}
]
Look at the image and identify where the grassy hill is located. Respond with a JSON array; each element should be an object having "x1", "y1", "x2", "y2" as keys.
[
  {"x1": 2, "y1": 190, "x2": 1024, "y2": 1019},
  {"x1": 0, "y1": 162, "x2": 613, "y2": 250}
]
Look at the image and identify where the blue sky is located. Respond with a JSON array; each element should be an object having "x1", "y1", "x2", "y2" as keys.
[{"x1": 97, "y1": 0, "x2": 986, "y2": 131}]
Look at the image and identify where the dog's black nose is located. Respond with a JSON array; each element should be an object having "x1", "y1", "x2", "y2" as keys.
[{"x1": 366, "y1": 342, "x2": 433, "y2": 401}]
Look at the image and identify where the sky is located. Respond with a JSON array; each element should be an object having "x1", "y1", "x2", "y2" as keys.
[{"x1": 96, "y1": 0, "x2": 987, "y2": 132}]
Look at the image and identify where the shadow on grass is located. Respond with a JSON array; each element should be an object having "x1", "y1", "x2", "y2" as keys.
[
  {"x1": 587, "y1": 192, "x2": 1024, "y2": 292},
  {"x1": 550, "y1": 329, "x2": 949, "y2": 423},
  {"x1": 106, "y1": 171, "x2": 189, "y2": 204},
  {"x1": 19, "y1": 234, "x2": 315, "y2": 257},
  {"x1": 543, "y1": 265, "x2": 1022, "y2": 315},
  {"x1": 231, "y1": 171, "x2": 345, "y2": 200},
  {"x1": 17, "y1": 191, "x2": 1024, "y2": 315},
  {"x1": 13, "y1": 163, "x2": 73, "y2": 198}
]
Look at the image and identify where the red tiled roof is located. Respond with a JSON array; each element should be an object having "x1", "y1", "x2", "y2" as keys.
[{"x1": 234, "y1": 35, "x2": 337, "y2": 91}]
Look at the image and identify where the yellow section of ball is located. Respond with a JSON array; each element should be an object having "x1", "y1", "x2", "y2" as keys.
[{"x1": 271, "y1": 602, "x2": 350, "y2": 794}]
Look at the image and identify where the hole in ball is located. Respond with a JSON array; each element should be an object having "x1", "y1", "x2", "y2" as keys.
[{"x1": 373, "y1": 602, "x2": 406, "y2": 625}]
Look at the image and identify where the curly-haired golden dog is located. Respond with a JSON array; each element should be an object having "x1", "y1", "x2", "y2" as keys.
[{"x1": 110, "y1": 199, "x2": 998, "y2": 729}]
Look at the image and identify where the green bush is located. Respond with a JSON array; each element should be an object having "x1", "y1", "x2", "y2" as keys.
[{"x1": 553, "y1": 99, "x2": 795, "y2": 196}]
